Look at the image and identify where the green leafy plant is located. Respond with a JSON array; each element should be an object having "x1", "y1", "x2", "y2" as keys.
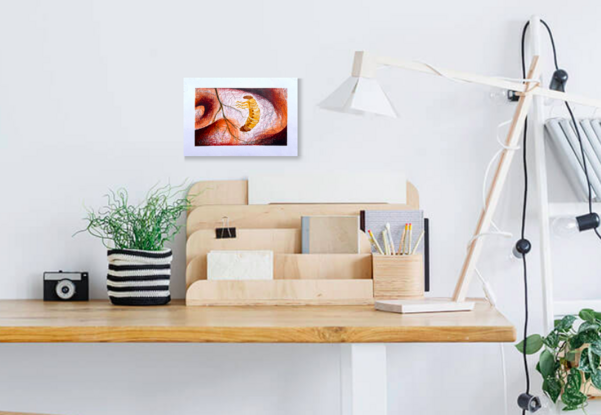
[
  {"x1": 516, "y1": 309, "x2": 601, "y2": 412},
  {"x1": 76, "y1": 183, "x2": 192, "y2": 251}
]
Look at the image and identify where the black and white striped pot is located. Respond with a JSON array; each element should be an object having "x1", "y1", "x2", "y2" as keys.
[{"x1": 107, "y1": 249, "x2": 172, "y2": 306}]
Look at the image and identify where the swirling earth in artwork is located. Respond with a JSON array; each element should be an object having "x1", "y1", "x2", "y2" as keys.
[{"x1": 195, "y1": 88, "x2": 287, "y2": 146}]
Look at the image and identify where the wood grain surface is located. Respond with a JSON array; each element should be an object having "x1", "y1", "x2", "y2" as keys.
[
  {"x1": 372, "y1": 254, "x2": 425, "y2": 299},
  {"x1": 187, "y1": 204, "x2": 417, "y2": 237},
  {"x1": 186, "y1": 279, "x2": 375, "y2": 306},
  {"x1": 187, "y1": 253, "x2": 372, "y2": 285},
  {"x1": 186, "y1": 228, "x2": 301, "y2": 262},
  {"x1": 0, "y1": 300, "x2": 515, "y2": 343},
  {"x1": 187, "y1": 180, "x2": 248, "y2": 209},
  {"x1": 274, "y1": 254, "x2": 373, "y2": 280}
]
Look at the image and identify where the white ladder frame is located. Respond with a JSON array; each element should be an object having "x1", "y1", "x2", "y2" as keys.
[
  {"x1": 529, "y1": 15, "x2": 555, "y2": 334},
  {"x1": 530, "y1": 15, "x2": 601, "y2": 333}
]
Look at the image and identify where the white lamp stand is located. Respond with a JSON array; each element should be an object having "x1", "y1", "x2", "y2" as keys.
[{"x1": 321, "y1": 52, "x2": 601, "y2": 313}]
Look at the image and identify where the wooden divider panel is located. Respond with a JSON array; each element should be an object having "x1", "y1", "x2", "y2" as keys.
[
  {"x1": 186, "y1": 229, "x2": 300, "y2": 287},
  {"x1": 187, "y1": 253, "x2": 372, "y2": 286},
  {"x1": 186, "y1": 231, "x2": 372, "y2": 287},
  {"x1": 186, "y1": 280, "x2": 374, "y2": 306},
  {"x1": 187, "y1": 180, "x2": 248, "y2": 209},
  {"x1": 186, "y1": 180, "x2": 418, "y2": 212},
  {"x1": 275, "y1": 254, "x2": 372, "y2": 280},
  {"x1": 188, "y1": 204, "x2": 415, "y2": 237}
]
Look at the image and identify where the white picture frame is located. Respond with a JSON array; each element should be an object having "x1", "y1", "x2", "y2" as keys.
[{"x1": 184, "y1": 78, "x2": 298, "y2": 157}]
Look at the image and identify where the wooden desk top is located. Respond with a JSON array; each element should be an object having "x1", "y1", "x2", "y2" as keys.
[{"x1": 0, "y1": 299, "x2": 515, "y2": 343}]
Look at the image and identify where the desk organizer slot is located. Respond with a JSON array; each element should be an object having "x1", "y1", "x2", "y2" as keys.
[
  {"x1": 187, "y1": 253, "x2": 373, "y2": 286},
  {"x1": 275, "y1": 254, "x2": 372, "y2": 280},
  {"x1": 186, "y1": 229, "x2": 372, "y2": 287},
  {"x1": 187, "y1": 228, "x2": 301, "y2": 264},
  {"x1": 185, "y1": 279, "x2": 374, "y2": 306},
  {"x1": 187, "y1": 204, "x2": 416, "y2": 236}
]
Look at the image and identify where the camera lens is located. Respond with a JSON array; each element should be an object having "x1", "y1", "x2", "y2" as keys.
[{"x1": 56, "y1": 279, "x2": 76, "y2": 300}]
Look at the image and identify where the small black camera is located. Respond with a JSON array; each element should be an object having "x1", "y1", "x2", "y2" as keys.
[{"x1": 43, "y1": 271, "x2": 89, "y2": 301}]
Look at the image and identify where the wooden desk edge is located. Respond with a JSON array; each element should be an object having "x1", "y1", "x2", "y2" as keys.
[{"x1": 0, "y1": 325, "x2": 516, "y2": 343}]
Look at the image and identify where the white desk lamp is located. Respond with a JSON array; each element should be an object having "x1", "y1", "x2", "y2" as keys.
[{"x1": 321, "y1": 51, "x2": 601, "y2": 313}]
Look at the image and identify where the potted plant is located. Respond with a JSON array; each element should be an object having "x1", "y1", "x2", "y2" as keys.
[
  {"x1": 76, "y1": 184, "x2": 190, "y2": 306},
  {"x1": 517, "y1": 308, "x2": 601, "y2": 412}
]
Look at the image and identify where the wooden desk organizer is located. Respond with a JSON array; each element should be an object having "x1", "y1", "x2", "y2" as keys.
[
  {"x1": 372, "y1": 254, "x2": 425, "y2": 299},
  {"x1": 185, "y1": 180, "x2": 419, "y2": 306}
]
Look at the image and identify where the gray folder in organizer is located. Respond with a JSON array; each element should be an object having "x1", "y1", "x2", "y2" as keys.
[{"x1": 361, "y1": 210, "x2": 424, "y2": 254}]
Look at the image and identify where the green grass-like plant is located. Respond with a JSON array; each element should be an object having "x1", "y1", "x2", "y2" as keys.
[{"x1": 76, "y1": 182, "x2": 192, "y2": 251}]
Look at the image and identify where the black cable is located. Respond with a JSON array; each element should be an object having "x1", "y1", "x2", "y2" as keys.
[
  {"x1": 539, "y1": 21, "x2": 601, "y2": 241},
  {"x1": 519, "y1": 22, "x2": 531, "y2": 415},
  {"x1": 517, "y1": 18, "x2": 561, "y2": 414},
  {"x1": 518, "y1": 18, "x2": 563, "y2": 414},
  {"x1": 517, "y1": 18, "x2": 601, "y2": 414},
  {"x1": 565, "y1": 101, "x2": 601, "y2": 240}
]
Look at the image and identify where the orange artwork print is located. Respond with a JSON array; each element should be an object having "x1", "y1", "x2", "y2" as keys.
[{"x1": 195, "y1": 88, "x2": 288, "y2": 146}]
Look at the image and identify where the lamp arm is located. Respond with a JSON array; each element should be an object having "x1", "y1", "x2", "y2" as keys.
[{"x1": 353, "y1": 51, "x2": 601, "y2": 109}]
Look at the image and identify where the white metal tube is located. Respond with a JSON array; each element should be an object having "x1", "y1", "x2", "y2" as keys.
[
  {"x1": 529, "y1": 15, "x2": 555, "y2": 334},
  {"x1": 354, "y1": 52, "x2": 601, "y2": 108}
]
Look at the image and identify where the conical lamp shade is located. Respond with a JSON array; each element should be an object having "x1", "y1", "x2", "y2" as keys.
[{"x1": 319, "y1": 76, "x2": 397, "y2": 118}]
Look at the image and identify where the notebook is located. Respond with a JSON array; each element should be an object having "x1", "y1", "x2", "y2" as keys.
[
  {"x1": 207, "y1": 250, "x2": 274, "y2": 280},
  {"x1": 545, "y1": 118, "x2": 601, "y2": 202},
  {"x1": 360, "y1": 210, "x2": 430, "y2": 292},
  {"x1": 301, "y1": 215, "x2": 360, "y2": 254}
]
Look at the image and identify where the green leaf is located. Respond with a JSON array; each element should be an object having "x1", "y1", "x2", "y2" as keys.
[
  {"x1": 591, "y1": 340, "x2": 601, "y2": 356},
  {"x1": 556, "y1": 315, "x2": 577, "y2": 332},
  {"x1": 580, "y1": 308, "x2": 597, "y2": 323},
  {"x1": 592, "y1": 369, "x2": 601, "y2": 390},
  {"x1": 579, "y1": 348, "x2": 600, "y2": 373},
  {"x1": 544, "y1": 331, "x2": 560, "y2": 349},
  {"x1": 561, "y1": 389, "x2": 587, "y2": 409},
  {"x1": 515, "y1": 334, "x2": 544, "y2": 355},
  {"x1": 579, "y1": 321, "x2": 600, "y2": 333},
  {"x1": 566, "y1": 368, "x2": 582, "y2": 392},
  {"x1": 540, "y1": 350, "x2": 556, "y2": 377},
  {"x1": 568, "y1": 330, "x2": 600, "y2": 350},
  {"x1": 570, "y1": 334, "x2": 586, "y2": 350},
  {"x1": 581, "y1": 330, "x2": 600, "y2": 344},
  {"x1": 543, "y1": 377, "x2": 562, "y2": 403}
]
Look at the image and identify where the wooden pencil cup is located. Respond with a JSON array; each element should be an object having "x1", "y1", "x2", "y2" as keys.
[{"x1": 372, "y1": 254, "x2": 424, "y2": 299}]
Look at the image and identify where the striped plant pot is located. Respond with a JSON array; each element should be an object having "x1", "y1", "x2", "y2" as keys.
[{"x1": 107, "y1": 249, "x2": 172, "y2": 306}]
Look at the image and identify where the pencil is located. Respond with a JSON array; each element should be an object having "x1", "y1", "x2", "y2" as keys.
[
  {"x1": 383, "y1": 229, "x2": 391, "y2": 255},
  {"x1": 398, "y1": 224, "x2": 407, "y2": 255},
  {"x1": 368, "y1": 230, "x2": 384, "y2": 255},
  {"x1": 411, "y1": 230, "x2": 425, "y2": 255},
  {"x1": 405, "y1": 224, "x2": 413, "y2": 255},
  {"x1": 386, "y1": 223, "x2": 395, "y2": 255}
]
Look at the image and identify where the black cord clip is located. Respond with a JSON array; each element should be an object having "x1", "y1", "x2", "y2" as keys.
[
  {"x1": 518, "y1": 393, "x2": 541, "y2": 413},
  {"x1": 512, "y1": 238, "x2": 532, "y2": 259}
]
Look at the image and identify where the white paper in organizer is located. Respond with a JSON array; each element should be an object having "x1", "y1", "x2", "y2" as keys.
[{"x1": 207, "y1": 250, "x2": 274, "y2": 280}]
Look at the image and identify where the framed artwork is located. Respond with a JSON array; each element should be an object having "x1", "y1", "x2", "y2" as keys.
[{"x1": 184, "y1": 78, "x2": 298, "y2": 157}]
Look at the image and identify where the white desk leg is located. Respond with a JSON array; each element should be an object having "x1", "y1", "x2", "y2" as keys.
[{"x1": 340, "y1": 344, "x2": 387, "y2": 415}]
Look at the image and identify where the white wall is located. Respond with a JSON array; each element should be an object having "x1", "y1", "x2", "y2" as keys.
[{"x1": 1, "y1": 0, "x2": 600, "y2": 414}]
